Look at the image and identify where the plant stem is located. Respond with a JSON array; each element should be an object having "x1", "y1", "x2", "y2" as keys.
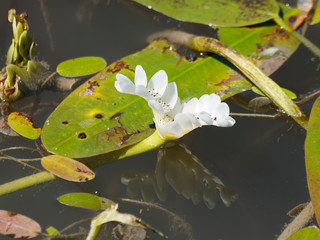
[
  {"x1": 277, "y1": 201, "x2": 315, "y2": 240},
  {"x1": 273, "y1": 15, "x2": 320, "y2": 58},
  {"x1": 190, "y1": 35, "x2": 308, "y2": 129},
  {"x1": 0, "y1": 132, "x2": 168, "y2": 196}
]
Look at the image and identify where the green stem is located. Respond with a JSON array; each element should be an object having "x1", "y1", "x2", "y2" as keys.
[
  {"x1": 0, "y1": 132, "x2": 168, "y2": 196},
  {"x1": 273, "y1": 15, "x2": 320, "y2": 58},
  {"x1": 190, "y1": 36, "x2": 308, "y2": 129}
]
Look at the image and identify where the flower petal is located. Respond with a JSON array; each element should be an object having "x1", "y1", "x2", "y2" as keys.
[
  {"x1": 158, "y1": 121, "x2": 184, "y2": 140},
  {"x1": 134, "y1": 65, "x2": 147, "y2": 87},
  {"x1": 148, "y1": 100, "x2": 165, "y2": 117},
  {"x1": 202, "y1": 94, "x2": 221, "y2": 114},
  {"x1": 174, "y1": 113, "x2": 194, "y2": 131},
  {"x1": 183, "y1": 98, "x2": 198, "y2": 114},
  {"x1": 148, "y1": 70, "x2": 168, "y2": 97},
  {"x1": 198, "y1": 111, "x2": 213, "y2": 125},
  {"x1": 115, "y1": 74, "x2": 136, "y2": 94},
  {"x1": 168, "y1": 97, "x2": 183, "y2": 118},
  {"x1": 216, "y1": 102, "x2": 230, "y2": 116},
  {"x1": 161, "y1": 82, "x2": 178, "y2": 109},
  {"x1": 135, "y1": 85, "x2": 151, "y2": 99},
  {"x1": 216, "y1": 115, "x2": 236, "y2": 127}
]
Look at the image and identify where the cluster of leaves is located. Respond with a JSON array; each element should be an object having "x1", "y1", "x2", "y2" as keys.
[{"x1": 1, "y1": 0, "x2": 320, "y2": 239}]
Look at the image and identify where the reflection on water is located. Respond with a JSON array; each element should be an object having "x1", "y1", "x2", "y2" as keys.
[{"x1": 121, "y1": 142, "x2": 238, "y2": 209}]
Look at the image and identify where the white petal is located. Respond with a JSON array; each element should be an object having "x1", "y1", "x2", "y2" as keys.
[
  {"x1": 134, "y1": 65, "x2": 147, "y2": 87},
  {"x1": 159, "y1": 121, "x2": 184, "y2": 140},
  {"x1": 168, "y1": 97, "x2": 183, "y2": 118},
  {"x1": 185, "y1": 112, "x2": 201, "y2": 127},
  {"x1": 183, "y1": 98, "x2": 198, "y2": 113},
  {"x1": 135, "y1": 85, "x2": 150, "y2": 99},
  {"x1": 216, "y1": 115, "x2": 236, "y2": 127},
  {"x1": 198, "y1": 111, "x2": 213, "y2": 125},
  {"x1": 216, "y1": 102, "x2": 230, "y2": 116},
  {"x1": 148, "y1": 99, "x2": 165, "y2": 117},
  {"x1": 115, "y1": 74, "x2": 135, "y2": 94},
  {"x1": 174, "y1": 113, "x2": 194, "y2": 131},
  {"x1": 161, "y1": 82, "x2": 178, "y2": 109},
  {"x1": 202, "y1": 94, "x2": 221, "y2": 114},
  {"x1": 148, "y1": 70, "x2": 168, "y2": 97}
]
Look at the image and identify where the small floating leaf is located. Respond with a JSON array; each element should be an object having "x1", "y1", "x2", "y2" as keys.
[
  {"x1": 287, "y1": 226, "x2": 320, "y2": 240},
  {"x1": 46, "y1": 226, "x2": 60, "y2": 237},
  {"x1": 251, "y1": 86, "x2": 297, "y2": 99},
  {"x1": 57, "y1": 56, "x2": 107, "y2": 77},
  {"x1": 7, "y1": 112, "x2": 41, "y2": 139},
  {"x1": 41, "y1": 155, "x2": 95, "y2": 182},
  {"x1": 0, "y1": 209, "x2": 41, "y2": 239},
  {"x1": 57, "y1": 192, "x2": 115, "y2": 211}
]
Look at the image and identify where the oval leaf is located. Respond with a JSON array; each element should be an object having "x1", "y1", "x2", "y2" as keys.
[
  {"x1": 133, "y1": 0, "x2": 279, "y2": 27},
  {"x1": 42, "y1": 6, "x2": 302, "y2": 158},
  {"x1": 8, "y1": 112, "x2": 41, "y2": 139},
  {"x1": 45, "y1": 226, "x2": 60, "y2": 237},
  {"x1": 287, "y1": 226, "x2": 320, "y2": 240},
  {"x1": 305, "y1": 96, "x2": 320, "y2": 225},
  {"x1": 0, "y1": 210, "x2": 41, "y2": 239},
  {"x1": 57, "y1": 56, "x2": 107, "y2": 77},
  {"x1": 57, "y1": 192, "x2": 115, "y2": 210},
  {"x1": 41, "y1": 155, "x2": 95, "y2": 182}
]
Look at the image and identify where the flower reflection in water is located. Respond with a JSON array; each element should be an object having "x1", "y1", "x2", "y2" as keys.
[{"x1": 121, "y1": 142, "x2": 238, "y2": 209}]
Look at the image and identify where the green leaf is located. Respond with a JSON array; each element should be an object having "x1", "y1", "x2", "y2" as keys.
[
  {"x1": 311, "y1": 0, "x2": 320, "y2": 25},
  {"x1": 132, "y1": 0, "x2": 279, "y2": 27},
  {"x1": 41, "y1": 6, "x2": 301, "y2": 158},
  {"x1": 41, "y1": 155, "x2": 95, "y2": 182},
  {"x1": 251, "y1": 86, "x2": 297, "y2": 99},
  {"x1": 46, "y1": 226, "x2": 60, "y2": 237},
  {"x1": 287, "y1": 226, "x2": 320, "y2": 240},
  {"x1": 8, "y1": 112, "x2": 41, "y2": 140},
  {"x1": 57, "y1": 56, "x2": 107, "y2": 77},
  {"x1": 57, "y1": 192, "x2": 115, "y2": 211},
  {"x1": 305, "y1": 96, "x2": 320, "y2": 225},
  {"x1": 0, "y1": 210, "x2": 41, "y2": 239}
]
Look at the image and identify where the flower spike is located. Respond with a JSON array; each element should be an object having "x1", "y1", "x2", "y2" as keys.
[{"x1": 115, "y1": 65, "x2": 235, "y2": 140}]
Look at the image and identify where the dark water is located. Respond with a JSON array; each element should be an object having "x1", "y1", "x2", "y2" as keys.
[{"x1": 0, "y1": 0, "x2": 320, "y2": 239}]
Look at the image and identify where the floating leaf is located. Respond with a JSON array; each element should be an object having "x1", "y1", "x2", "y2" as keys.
[
  {"x1": 132, "y1": 0, "x2": 279, "y2": 27},
  {"x1": 46, "y1": 226, "x2": 60, "y2": 237},
  {"x1": 41, "y1": 155, "x2": 95, "y2": 182},
  {"x1": 7, "y1": 112, "x2": 41, "y2": 139},
  {"x1": 251, "y1": 86, "x2": 297, "y2": 99},
  {"x1": 287, "y1": 226, "x2": 320, "y2": 240},
  {"x1": 0, "y1": 210, "x2": 41, "y2": 239},
  {"x1": 41, "y1": 6, "x2": 301, "y2": 158},
  {"x1": 305, "y1": 96, "x2": 320, "y2": 225},
  {"x1": 57, "y1": 56, "x2": 107, "y2": 77},
  {"x1": 57, "y1": 192, "x2": 115, "y2": 211}
]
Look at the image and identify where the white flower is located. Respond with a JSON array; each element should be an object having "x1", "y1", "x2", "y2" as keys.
[
  {"x1": 115, "y1": 65, "x2": 178, "y2": 108},
  {"x1": 115, "y1": 66, "x2": 235, "y2": 140}
]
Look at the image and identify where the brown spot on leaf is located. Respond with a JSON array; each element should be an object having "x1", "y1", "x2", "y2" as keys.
[
  {"x1": 61, "y1": 121, "x2": 69, "y2": 125},
  {"x1": 79, "y1": 80, "x2": 100, "y2": 96},
  {"x1": 78, "y1": 132, "x2": 87, "y2": 139},
  {"x1": 107, "y1": 60, "x2": 133, "y2": 74}
]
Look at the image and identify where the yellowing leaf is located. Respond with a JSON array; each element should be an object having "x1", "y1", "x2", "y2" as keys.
[
  {"x1": 7, "y1": 112, "x2": 41, "y2": 139},
  {"x1": 41, "y1": 155, "x2": 95, "y2": 182},
  {"x1": 287, "y1": 226, "x2": 320, "y2": 240},
  {"x1": 0, "y1": 210, "x2": 41, "y2": 239}
]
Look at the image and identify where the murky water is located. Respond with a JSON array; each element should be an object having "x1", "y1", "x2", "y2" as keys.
[{"x1": 0, "y1": 0, "x2": 320, "y2": 239}]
